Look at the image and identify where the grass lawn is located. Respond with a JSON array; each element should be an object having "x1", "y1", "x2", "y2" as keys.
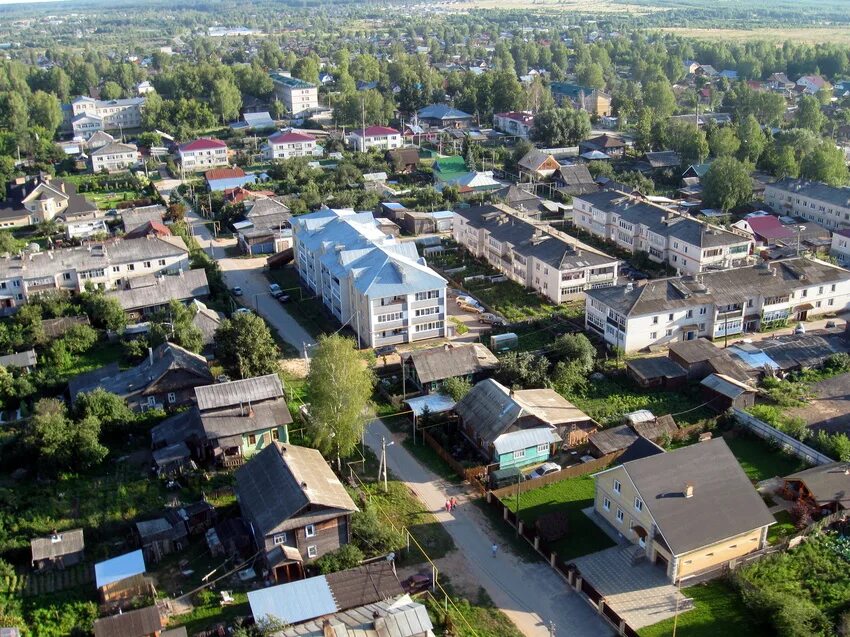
[
  {"x1": 767, "y1": 510, "x2": 796, "y2": 545},
  {"x1": 466, "y1": 279, "x2": 561, "y2": 322},
  {"x1": 723, "y1": 433, "x2": 808, "y2": 483},
  {"x1": 86, "y1": 189, "x2": 143, "y2": 210},
  {"x1": 502, "y1": 475, "x2": 616, "y2": 561},
  {"x1": 166, "y1": 593, "x2": 250, "y2": 635},
  {"x1": 566, "y1": 373, "x2": 715, "y2": 426},
  {"x1": 425, "y1": 581, "x2": 524, "y2": 637},
  {"x1": 638, "y1": 581, "x2": 769, "y2": 637},
  {"x1": 64, "y1": 340, "x2": 126, "y2": 377}
]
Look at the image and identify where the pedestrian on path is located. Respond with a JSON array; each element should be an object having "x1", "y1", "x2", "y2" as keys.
[
  {"x1": 491, "y1": 543, "x2": 498, "y2": 557},
  {"x1": 450, "y1": 497, "x2": 457, "y2": 511},
  {"x1": 445, "y1": 500, "x2": 450, "y2": 512}
]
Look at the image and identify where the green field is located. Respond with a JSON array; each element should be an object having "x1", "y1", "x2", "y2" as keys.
[
  {"x1": 502, "y1": 475, "x2": 616, "y2": 561},
  {"x1": 639, "y1": 581, "x2": 769, "y2": 637}
]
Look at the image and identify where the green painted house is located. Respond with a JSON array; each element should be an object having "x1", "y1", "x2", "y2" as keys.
[{"x1": 195, "y1": 373, "x2": 293, "y2": 467}]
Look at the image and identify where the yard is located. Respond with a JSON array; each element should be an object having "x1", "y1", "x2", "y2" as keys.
[
  {"x1": 767, "y1": 510, "x2": 796, "y2": 545},
  {"x1": 266, "y1": 266, "x2": 347, "y2": 338},
  {"x1": 722, "y1": 432, "x2": 808, "y2": 483},
  {"x1": 501, "y1": 474, "x2": 616, "y2": 562},
  {"x1": 638, "y1": 581, "x2": 769, "y2": 637},
  {"x1": 62, "y1": 173, "x2": 149, "y2": 211}
]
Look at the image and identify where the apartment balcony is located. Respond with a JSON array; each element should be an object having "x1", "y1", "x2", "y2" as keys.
[
  {"x1": 411, "y1": 312, "x2": 445, "y2": 324},
  {"x1": 410, "y1": 297, "x2": 442, "y2": 310},
  {"x1": 588, "y1": 273, "x2": 615, "y2": 283},
  {"x1": 374, "y1": 332, "x2": 408, "y2": 346},
  {"x1": 373, "y1": 301, "x2": 405, "y2": 314},
  {"x1": 374, "y1": 318, "x2": 406, "y2": 331},
  {"x1": 411, "y1": 327, "x2": 443, "y2": 341},
  {"x1": 715, "y1": 308, "x2": 743, "y2": 320}
]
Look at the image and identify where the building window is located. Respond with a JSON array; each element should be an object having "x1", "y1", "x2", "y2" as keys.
[
  {"x1": 536, "y1": 443, "x2": 549, "y2": 453},
  {"x1": 652, "y1": 316, "x2": 658, "y2": 324},
  {"x1": 513, "y1": 449, "x2": 526, "y2": 460},
  {"x1": 144, "y1": 261, "x2": 151, "y2": 268},
  {"x1": 305, "y1": 524, "x2": 316, "y2": 538},
  {"x1": 158, "y1": 259, "x2": 166, "y2": 266},
  {"x1": 613, "y1": 480, "x2": 621, "y2": 494},
  {"x1": 167, "y1": 392, "x2": 176, "y2": 404},
  {"x1": 63, "y1": 272, "x2": 72, "y2": 281},
  {"x1": 634, "y1": 498, "x2": 643, "y2": 512},
  {"x1": 650, "y1": 331, "x2": 657, "y2": 340},
  {"x1": 668, "y1": 313, "x2": 673, "y2": 321},
  {"x1": 307, "y1": 545, "x2": 318, "y2": 558},
  {"x1": 112, "y1": 266, "x2": 120, "y2": 272},
  {"x1": 666, "y1": 328, "x2": 673, "y2": 337},
  {"x1": 272, "y1": 428, "x2": 280, "y2": 440},
  {"x1": 273, "y1": 532, "x2": 287, "y2": 545},
  {"x1": 603, "y1": 497, "x2": 610, "y2": 511},
  {"x1": 616, "y1": 509, "x2": 624, "y2": 523},
  {"x1": 248, "y1": 434, "x2": 257, "y2": 445}
]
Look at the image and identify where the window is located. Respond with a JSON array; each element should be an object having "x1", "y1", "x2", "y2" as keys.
[
  {"x1": 128, "y1": 264, "x2": 135, "y2": 271},
  {"x1": 158, "y1": 259, "x2": 166, "y2": 266},
  {"x1": 613, "y1": 480, "x2": 621, "y2": 494},
  {"x1": 414, "y1": 290, "x2": 440, "y2": 301},
  {"x1": 668, "y1": 313, "x2": 673, "y2": 321},
  {"x1": 536, "y1": 443, "x2": 549, "y2": 453},
  {"x1": 307, "y1": 545, "x2": 318, "y2": 558},
  {"x1": 666, "y1": 328, "x2": 673, "y2": 337},
  {"x1": 272, "y1": 428, "x2": 280, "y2": 440},
  {"x1": 513, "y1": 449, "x2": 526, "y2": 460},
  {"x1": 831, "y1": 284, "x2": 836, "y2": 292},
  {"x1": 143, "y1": 261, "x2": 151, "y2": 268},
  {"x1": 603, "y1": 497, "x2": 611, "y2": 511},
  {"x1": 616, "y1": 509, "x2": 624, "y2": 523},
  {"x1": 167, "y1": 392, "x2": 176, "y2": 404},
  {"x1": 305, "y1": 524, "x2": 316, "y2": 538},
  {"x1": 112, "y1": 265, "x2": 120, "y2": 272},
  {"x1": 63, "y1": 272, "x2": 71, "y2": 281},
  {"x1": 414, "y1": 321, "x2": 443, "y2": 333},
  {"x1": 377, "y1": 312, "x2": 403, "y2": 323},
  {"x1": 650, "y1": 331, "x2": 657, "y2": 340},
  {"x1": 652, "y1": 316, "x2": 658, "y2": 324},
  {"x1": 147, "y1": 396, "x2": 156, "y2": 407},
  {"x1": 634, "y1": 498, "x2": 643, "y2": 512},
  {"x1": 699, "y1": 307, "x2": 707, "y2": 315},
  {"x1": 273, "y1": 532, "x2": 287, "y2": 545},
  {"x1": 415, "y1": 307, "x2": 439, "y2": 317},
  {"x1": 248, "y1": 434, "x2": 257, "y2": 445},
  {"x1": 686, "y1": 310, "x2": 693, "y2": 319}
]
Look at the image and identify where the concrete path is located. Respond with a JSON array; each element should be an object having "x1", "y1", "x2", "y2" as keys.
[
  {"x1": 218, "y1": 256, "x2": 316, "y2": 353},
  {"x1": 365, "y1": 419, "x2": 612, "y2": 637}
]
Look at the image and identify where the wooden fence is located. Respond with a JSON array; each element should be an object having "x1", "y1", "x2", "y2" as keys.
[
  {"x1": 490, "y1": 451, "x2": 623, "y2": 499},
  {"x1": 419, "y1": 428, "x2": 491, "y2": 489},
  {"x1": 732, "y1": 408, "x2": 833, "y2": 465}
]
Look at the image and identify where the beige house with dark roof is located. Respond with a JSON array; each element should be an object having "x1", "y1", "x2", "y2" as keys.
[{"x1": 593, "y1": 438, "x2": 774, "y2": 583}]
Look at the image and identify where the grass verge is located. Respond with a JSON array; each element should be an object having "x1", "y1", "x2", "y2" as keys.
[
  {"x1": 767, "y1": 510, "x2": 795, "y2": 545},
  {"x1": 723, "y1": 433, "x2": 808, "y2": 483},
  {"x1": 424, "y1": 580, "x2": 524, "y2": 637}
]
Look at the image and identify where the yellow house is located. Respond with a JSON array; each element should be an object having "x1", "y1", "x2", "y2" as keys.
[{"x1": 593, "y1": 438, "x2": 774, "y2": 583}]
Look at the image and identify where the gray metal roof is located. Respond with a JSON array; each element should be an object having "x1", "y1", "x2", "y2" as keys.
[
  {"x1": 0, "y1": 349, "x2": 36, "y2": 369},
  {"x1": 767, "y1": 177, "x2": 850, "y2": 208},
  {"x1": 587, "y1": 258, "x2": 850, "y2": 317},
  {"x1": 493, "y1": 427, "x2": 561, "y2": 455},
  {"x1": 121, "y1": 205, "x2": 165, "y2": 233},
  {"x1": 31, "y1": 528, "x2": 84, "y2": 562},
  {"x1": 90, "y1": 141, "x2": 138, "y2": 156},
  {"x1": 195, "y1": 373, "x2": 283, "y2": 411},
  {"x1": 625, "y1": 356, "x2": 686, "y2": 381},
  {"x1": 106, "y1": 269, "x2": 209, "y2": 311},
  {"x1": 235, "y1": 443, "x2": 357, "y2": 537},
  {"x1": 200, "y1": 398, "x2": 292, "y2": 440},
  {"x1": 588, "y1": 424, "x2": 638, "y2": 455},
  {"x1": 406, "y1": 343, "x2": 498, "y2": 384},
  {"x1": 618, "y1": 438, "x2": 775, "y2": 555}
]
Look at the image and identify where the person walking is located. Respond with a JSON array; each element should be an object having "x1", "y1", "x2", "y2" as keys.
[
  {"x1": 491, "y1": 543, "x2": 498, "y2": 557},
  {"x1": 450, "y1": 497, "x2": 457, "y2": 511},
  {"x1": 445, "y1": 500, "x2": 450, "y2": 512}
]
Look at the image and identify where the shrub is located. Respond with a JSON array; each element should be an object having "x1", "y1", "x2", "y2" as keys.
[
  {"x1": 443, "y1": 376, "x2": 472, "y2": 401},
  {"x1": 535, "y1": 510, "x2": 569, "y2": 543},
  {"x1": 790, "y1": 501, "x2": 813, "y2": 530},
  {"x1": 351, "y1": 502, "x2": 405, "y2": 555},
  {"x1": 195, "y1": 588, "x2": 217, "y2": 606},
  {"x1": 314, "y1": 543, "x2": 364, "y2": 574}
]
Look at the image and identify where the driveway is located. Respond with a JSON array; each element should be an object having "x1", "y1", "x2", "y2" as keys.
[
  {"x1": 572, "y1": 543, "x2": 691, "y2": 629},
  {"x1": 365, "y1": 418, "x2": 612, "y2": 637},
  {"x1": 218, "y1": 256, "x2": 316, "y2": 353}
]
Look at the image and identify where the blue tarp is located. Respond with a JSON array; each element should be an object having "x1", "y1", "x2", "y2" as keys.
[{"x1": 728, "y1": 345, "x2": 780, "y2": 371}]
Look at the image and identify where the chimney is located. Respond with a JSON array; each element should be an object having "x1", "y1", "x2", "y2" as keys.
[{"x1": 684, "y1": 483, "x2": 694, "y2": 498}]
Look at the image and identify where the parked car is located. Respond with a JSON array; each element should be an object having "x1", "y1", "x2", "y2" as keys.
[
  {"x1": 826, "y1": 320, "x2": 837, "y2": 328},
  {"x1": 794, "y1": 323, "x2": 806, "y2": 335},
  {"x1": 489, "y1": 467, "x2": 525, "y2": 490},
  {"x1": 527, "y1": 462, "x2": 561, "y2": 480},
  {"x1": 456, "y1": 295, "x2": 481, "y2": 307},
  {"x1": 374, "y1": 345, "x2": 397, "y2": 358},
  {"x1": 233, "y1": 308, "x2": 252, "y2": 316},
  {"x1": 458, "y1": 302, "x2": 483, "y2": 314},
  {"x1": 479, "y1": 313, "x2": 507, "y2": 326},
  {"x1": 269, "y1": 283, "x2": 284, "y2": 298},
  {"x1": 231, "y1": 286, "x2": 243, "y2": 297},
  {"x1": 277, "y1": 293, "x2": 291, "y2": 303}
]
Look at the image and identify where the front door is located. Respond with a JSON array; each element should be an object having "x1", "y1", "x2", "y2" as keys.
[{"x1": 797, "y1": 310, "x2": 809, "y2": 321}]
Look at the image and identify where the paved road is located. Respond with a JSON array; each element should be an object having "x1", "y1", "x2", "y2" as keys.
[
  {"x1": 365, "y1": 419, "x2": 612, "y2": 637},
  {"x1": 218, "y1": 256, "x2": 316, "y2": 353}
]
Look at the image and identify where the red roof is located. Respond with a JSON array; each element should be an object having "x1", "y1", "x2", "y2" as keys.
[
  {"x1": 745, "y1": 215, "x2": 795, "y2": 240},
  {"x1": 205, "y1": 167, "x2": 246, "y2": 181},
  {"x1": 353, "y1": 126, "x2": 400, "y2": 137},
  {"x1": 124, "y1": 220, "x2": 172, "y2": 240},
  {"x1": 224, "y1": 187, "x2": 276, "y2": 204},
  {"x1": 179, "y1": 138, "x2": 228, "y2": 152},
  {"x1": 269, "y1": 131, "x2": 316, "y2": 144},
  {"x1": 496, "y1": 111, "x2": 535, "y2": 124}
]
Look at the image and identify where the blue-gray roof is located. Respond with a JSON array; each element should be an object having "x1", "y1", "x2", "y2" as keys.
[
  {"x1": 493, "y1": 427, "x2": 561, "y2": 455},
  {"x1": 418, "y1": 104, "x2": 473, "y2": 121},
  {"x1": 95, "y1": 549, "x2": 146, "y2": 588},
  {"x1": 248, "y1": 576, "x2": 336, "y2": 625}
]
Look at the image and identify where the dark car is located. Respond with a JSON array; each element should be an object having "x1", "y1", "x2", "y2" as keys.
[
  {"x1": 231, "y1": 286, "x2": 243, "y2": 297},
  {"x1": 277, "y1": 294, "x2": 291, "y2": 303},
  {"x1": 374, "y1": 345, "x2": 397, "y2": 358}
]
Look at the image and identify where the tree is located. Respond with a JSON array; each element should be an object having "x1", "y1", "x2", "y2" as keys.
[
  {"x1": 292, "y1": 56, "x2": 320, "y2": 85},
  {"x1": 62, "y1": 323, "x2": 98, "y2": 353},
  {"x1": 795, "y1": 95, "x2": 826, "y2": 133},
  {"x1": 800, "y1": 143, "x2": 850, "y2": 186},
  {"x1": 576, "y1": 62, "x2": 605, "y2": 89},
  {"x1": 81, "y1": 290, "x2": 126, "y2": 332},
  {"x1": 215, "y1": 313, "x2": 279, "y2": 379},
  {"x1": 314, "y1": 544, "x2": 364, "y2": 574},
  {"x1": 709, "y1": 126, "x2": 740, "y2": 158},
  {"x1": 74, "y1": 388, "x2": 135, "y2": 434},
  {"x1": 666, "y1": 120, "x2": 709, "y2": 165},
  {"x1": 28, "y1": 90, "x2": 62, "y2": 135},
  {"x1": 0, "y1": 91, "x2": 28, "y2": 136},
  {"x1": 306, "y1": 334, "x2": 375, "y2": 463},
  {"x1": 25, "y1": 398, "x2": 107, "y2": 471},
  {"x1": 491, "y1": 69, "x2": 524, "y2": 114},
  {"x1": 148, "y1": 300, "x2": 204, "y2": 353},
  {"x1": 100, "y1": 81, "x2": 123, "y2": 100},
  {"x1": 443, "y1": 376, "x2": 472, "y2": 401},
  {"x1": 496, "y1": 351, "x2": 550, "y2": 389},
  {"x1": 210, "y1": 78, "x2": 242, "y2": 124},
  {"x1": 737, "y1": 115, "x2": 767, "y2": 164},
  {"x1": 530, "y1": 107, "x2": 591, "y2": 146},
  {"x1": 702, "y1": 156, "x2": 753, "y2": 213},
  {"x1": 552, "y1": 333, "x2": 595, "y2": 373},
  {"x1": 643, "y1": 80, "x2": 676, "y2": 121}
]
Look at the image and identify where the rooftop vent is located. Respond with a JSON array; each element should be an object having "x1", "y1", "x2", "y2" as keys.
[{"x1": 684, "y1": 483, "x2": 694, "y2": 498}]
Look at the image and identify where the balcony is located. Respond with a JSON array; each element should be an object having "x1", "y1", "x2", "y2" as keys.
[
  {"x1": 411, "y1": 312, "x2": 444, "y2": 324},
  {"x1": 588, "y1": 273, "x2": 615, "y2": 283},
  {"x1": 411, "y1": 297, "x2": 442, "y2": 310},
  {"x1": 374, "y1": 332, "x2": 408, "y2": 346},
  {"x1": 374, "y1": 301, "x2": 404, "y2": 315}
]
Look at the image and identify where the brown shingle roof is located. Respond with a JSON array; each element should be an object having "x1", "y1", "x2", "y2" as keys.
[
  {"x1": 325, "y1": 562, "x2": 404, "y2": 610},
  {"x1": 93, "y1": 606, "x2": 162, "y2": 637},
  {"x1": 31, "y1": 529, "x2": 84, "y2": 562},
  {"x1": 406, "y1": 343, "x2": 497, "y2": 384}
]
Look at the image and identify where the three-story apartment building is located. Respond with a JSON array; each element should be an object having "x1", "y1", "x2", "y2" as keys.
[
  {"x1": 178, "y1": 138, "x2": 229, "y2": 171},
  {"x1": 453, "y1": 204, "x2": 618, "y2": 304},
  {"x1": 0, "y1": 235, "x2": 190, "y2": 315},
  {"x1": 67, "y1": 96, "x2": 145, "y2": 138},
  {"x1": 573, "y1": 191, "x2": 752, "y2": 274},
  {"x1": 292, "y1": 209, "x2": 448, "y2": 348},
  {"x1": 763, "y1": 177, "x2": 850, "y2": 231},
  {"x1": 585, "y1": 257, "x2": 850, "y2": 353},
  {"x1": 270, "y1": 73, "x2": 319, "y2": 118}
]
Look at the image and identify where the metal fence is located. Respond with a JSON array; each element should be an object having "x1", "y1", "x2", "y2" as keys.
[{"x1": 732, "y1": 408, "x2": 834, "y2": 466}]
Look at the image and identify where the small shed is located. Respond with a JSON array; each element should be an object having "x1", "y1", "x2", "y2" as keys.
[
  {"x1": 783, "y1": 462, "x2": 850, "y2": 513},
  {"x1": 152, "y1": 442, "x2": 193, "y2": 476},
  {"x1": 93, "y1": 605, "x2": 162, "y2": 637},
  {"x1": 668, "y1": 338, "x2": 724, "y2": 381},
  {"x1": 587, "y1": 424, "x2": 639, "y2": 458},
  {"x1": 700, "y1": 373, "x2": 756, "y2": 412},
  {"x1": 632, "y1": 414, "x2": 679, "y2": 443},
  {"x1": 95, "y1": 549, "x2": 146, "y2": 591},
  {"x1": 625, "y1": 357, "x2": 687, "y2": 389},
  {"x1": 31, "y1": 529, "x2": 85, "y2": 570},
  {"x1": 134, "y1": 517, "x2": 188, "y2": 564}
]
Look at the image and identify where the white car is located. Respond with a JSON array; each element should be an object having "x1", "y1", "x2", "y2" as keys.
[
  {"x1": 456, "y1": 295, "x2": 481, "y2": 307},
  {"x1": 528, "y1": 462, "x2": 561, "y2": 480},
  {"x1": 233, "y1": 308, "x2": 252, "y2": 316}
]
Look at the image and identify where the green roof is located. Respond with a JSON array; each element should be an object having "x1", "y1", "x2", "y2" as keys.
[
  {"x1": 434, "y1": 156, "x2": 467, "y2": 174},
  {"x1": 269, "y1": 73, "x2": 315, "y2": 89}
]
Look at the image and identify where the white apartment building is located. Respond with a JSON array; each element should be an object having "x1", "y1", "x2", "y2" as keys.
[
  {"x1": 585, "y1": 258, "x2": 850, "y2": 353},
  {"x1": 68, "y1": 96, "x2": 145, "y2": 138},
  {"x1": 763, "y1": 178, "x2": 850, "y2": 231},
  {"x1": 493, "y1": 111, "x2": 535, "y2": 139},
  {"x1": 347, "y1": 126, "x2": 403, "y2": 152},
  {"x1": 830, "y1": 228, "x2": 850, "y2": 265},
  {"x1": 0, "y1": 235, "x2": 190, "y2": 316},
  {"x1": 270, "y1": 73, "x2": 319, "y2": 118},
  {"x1": 573, "y1": 191, "x2": 752, "y2": 275},
  {"x1": 262, "y1": 131, "x2": 318, "y2": 160},
  {"x1": 453, "y1": 204, "x2": 619, "y2": 304},
  {"x1": 90, "y1": 142, "x2": 140, "y2": 173},
  {"x1": 178, "y1": 138, "x2": 229, "y2": 171},
  {"x1": 291, "y1": 209, "x2": 448, "y2": 348}
]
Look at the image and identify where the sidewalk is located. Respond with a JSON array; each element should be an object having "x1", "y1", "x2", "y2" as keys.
[{"x1": 366, "y1": 419, "x2": 612, "y2": 637}]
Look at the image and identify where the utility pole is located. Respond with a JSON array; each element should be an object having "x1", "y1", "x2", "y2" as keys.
[{"x1": 379, "y1": 436, "x2": 391, "y2": 492}]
